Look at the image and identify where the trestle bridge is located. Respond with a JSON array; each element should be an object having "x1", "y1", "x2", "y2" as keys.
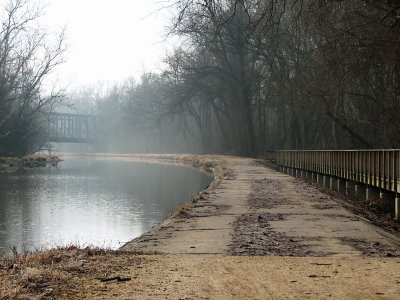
[{"x1": 47, "y1": 112, "x2": 96, "y2": 143}]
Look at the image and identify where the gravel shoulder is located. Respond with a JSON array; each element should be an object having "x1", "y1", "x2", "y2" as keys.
[{"x1": 1, "y1": 154, "x2": 400, "y2": 299}]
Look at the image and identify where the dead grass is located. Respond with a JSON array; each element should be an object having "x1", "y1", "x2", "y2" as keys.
[{"x1": 0, "y1": 246, "x2": 142, "y2": 299}]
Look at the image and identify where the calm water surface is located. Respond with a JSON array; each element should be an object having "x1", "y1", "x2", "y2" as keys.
[{"x1": 0, "y1": 158, "x2": 212, "y2": 252}]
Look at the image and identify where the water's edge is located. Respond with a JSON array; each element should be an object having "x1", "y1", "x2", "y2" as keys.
[{"x1": 58, "y1": 153, "x2": 225, "y2": 251}]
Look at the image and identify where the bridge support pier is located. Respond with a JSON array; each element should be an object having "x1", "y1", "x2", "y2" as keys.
[
  {"x1": 311, "y1": 172, "x2": 317, "y2": 183},
  {"x1": 396, "y1": 198, "x2": 400, "y2": 221},
  {"x1": 323, "y1": 175, "x2": 330, "y2": 188},
  {"x1": 317, "y1": 174, "x2": 324, "y2": 186},
  {"x1": 337, "y1": 179, "x2": 346, "y2": 193},
  {"x1": 355, "y1": 184, "x2": 366, "y2": 200},
  {"x1": 346, "y1": 181, "x2": 355, "y2": 197},
  {"x1": 330, "y1": 177, "x2": 337, "y2": 191},
  {"x1": 366, "y1": 187, "x2": 380, "y2": 201},
  {"x1": 380, "y1": 192, "x2": 395, "y2": 213},
  {"x1": 309, "y1": 171, "x2": 314, "y2": 181}
]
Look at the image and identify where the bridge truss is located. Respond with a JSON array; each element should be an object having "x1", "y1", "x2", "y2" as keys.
[{"x1": 47, "y1": 112, "x2": 96, "y2": 143}]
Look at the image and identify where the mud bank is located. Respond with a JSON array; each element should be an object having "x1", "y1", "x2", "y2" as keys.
[{"x1": 0, "y1": 154, "x2": 60, "y2": 173}]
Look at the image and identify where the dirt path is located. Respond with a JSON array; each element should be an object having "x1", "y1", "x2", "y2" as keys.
[
  {"x1": 63, "y1": 255, "x2": 400, "y2": 299},
  {"x1": 1, "y1": 154, "x2": 400, "y2": 299}
]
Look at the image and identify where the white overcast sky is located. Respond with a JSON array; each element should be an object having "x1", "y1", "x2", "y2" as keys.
[{"x1": 42, "y1": 0, "x2": 172, "y2": 89}]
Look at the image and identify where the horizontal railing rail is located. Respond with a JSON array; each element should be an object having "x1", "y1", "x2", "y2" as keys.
[{"x1": 276, "y1": 150, "x2": 400, "y2": 193}]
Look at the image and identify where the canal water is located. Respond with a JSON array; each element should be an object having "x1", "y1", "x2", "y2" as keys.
[{"x1": 0, "y1": 158, "x2": 212, "y2": 253}]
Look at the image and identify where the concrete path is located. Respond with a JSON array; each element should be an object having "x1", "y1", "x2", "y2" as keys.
[{"x1": 121, "y1": 156, "x2": 400, "y2": 256}]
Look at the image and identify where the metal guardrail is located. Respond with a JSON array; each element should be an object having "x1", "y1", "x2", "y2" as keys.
[{"x1": 276, "y1": 150, "x2": 400, "y2": 193}]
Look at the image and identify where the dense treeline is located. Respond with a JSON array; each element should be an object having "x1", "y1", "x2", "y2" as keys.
[
  {"x1": 87, "y1": 0, "x2": 400, "y2": 157},
  {"x1": 0, "y1": 0, "x2": 65, "y2": 156}
]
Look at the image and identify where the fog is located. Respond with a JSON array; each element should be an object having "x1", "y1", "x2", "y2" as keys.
[{"x1": 42, "y1": 0, "x2": 171, "y2": 87}]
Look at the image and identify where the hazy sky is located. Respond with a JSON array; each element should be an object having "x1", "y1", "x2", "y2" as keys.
[{"x1": 42, "y1": 0, "x2": 171, "y2": 89}]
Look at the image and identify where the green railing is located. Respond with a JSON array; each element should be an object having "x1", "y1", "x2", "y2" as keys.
[{"x1": 276, "y1": 150, "x2": 400, "y2": 193}]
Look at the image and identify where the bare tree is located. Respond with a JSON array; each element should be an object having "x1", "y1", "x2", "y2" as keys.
[{"x1": 0, "y1": 0, "x2": 66, "y2": 156}]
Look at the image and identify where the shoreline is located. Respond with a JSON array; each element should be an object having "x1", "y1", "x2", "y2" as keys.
[{"x1": 59, "y1": 153, "x2": 231, "y2": 252}]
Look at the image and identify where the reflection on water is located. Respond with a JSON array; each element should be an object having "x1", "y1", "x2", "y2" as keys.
[{"x1": 0, "y1": 158, "x2": 212, "y2": 252}]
